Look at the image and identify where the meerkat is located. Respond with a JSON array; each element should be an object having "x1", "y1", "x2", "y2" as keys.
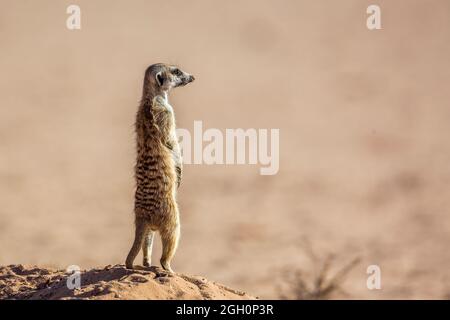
[{"x1": 125, "y1": 63, "x2": 195, "y2": 272}]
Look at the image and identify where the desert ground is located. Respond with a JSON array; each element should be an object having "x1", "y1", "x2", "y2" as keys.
[
  {"x1": 0, "y1": 0, "x2": 449, "y2": 299},
  {"x1": 0, "y1": 265, "x2": 254, "y2": 300}
]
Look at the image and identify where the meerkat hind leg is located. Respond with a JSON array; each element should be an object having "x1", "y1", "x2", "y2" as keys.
[
  {"x1": 142, "y1": 230, "x2": 155, "y2": 267},
  {"x1": 126, "y1": 218, "x2": 148, "y2": 269},
  {"x1": 160, "y1": 224, "x2": 180, "y2": 273}
]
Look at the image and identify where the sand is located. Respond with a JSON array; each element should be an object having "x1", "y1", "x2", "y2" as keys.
[{"x1": 0, "y1": 264, "x2": 254, "y2": 300}]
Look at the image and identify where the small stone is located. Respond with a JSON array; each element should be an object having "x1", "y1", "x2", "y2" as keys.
[
  {"x1": 128, "y1": 274, "x2": 149, "y2": 283},
  {"x1": 158, "y1": 277, "x2": 170, "y2": 284}
]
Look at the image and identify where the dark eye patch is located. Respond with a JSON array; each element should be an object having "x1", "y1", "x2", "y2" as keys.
[{"x1": 173, "y1": 69, "x2": 182, "y2": 76}]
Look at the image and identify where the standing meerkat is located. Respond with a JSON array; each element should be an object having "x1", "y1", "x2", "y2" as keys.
[{"x1": 126, "y1": 63, "x2": 195, "y2": 272}]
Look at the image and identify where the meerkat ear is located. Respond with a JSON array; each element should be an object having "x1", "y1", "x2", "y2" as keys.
[{"x1": 156, "y1": 72, "x2": 165, "y2": 87}]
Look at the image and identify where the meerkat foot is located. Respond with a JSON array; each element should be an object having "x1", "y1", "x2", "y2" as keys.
[
  {"x1": 143, "y1": 259, "x2": 151, "y2": 267},
  {"x1": 159, "y1": 224, "x2": 179, "y2": 274},
  {"x1": 160, "y1": 259, "x2": 174, "y2": 273}
]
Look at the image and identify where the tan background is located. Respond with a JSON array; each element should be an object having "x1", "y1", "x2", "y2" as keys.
[{"x1": 1, "y1": 0, "x2": 449, "y2": 299}]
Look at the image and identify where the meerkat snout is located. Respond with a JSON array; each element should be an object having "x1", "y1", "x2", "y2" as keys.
[
  {"x1": 177, "y1": 71, "x2": 195, "y2": 87},
  {"x1": 187, "y1": 75, "x2": 195, "y2": 83}
]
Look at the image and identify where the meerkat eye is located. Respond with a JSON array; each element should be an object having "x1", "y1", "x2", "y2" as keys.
[{"x1": 173, "y1": 69, "x2": 182, "y2": 76}]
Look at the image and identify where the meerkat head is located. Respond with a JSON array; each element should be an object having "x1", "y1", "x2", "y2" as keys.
[{"x1": 143, "y1": 63, "x2": 195, "y2": 98}]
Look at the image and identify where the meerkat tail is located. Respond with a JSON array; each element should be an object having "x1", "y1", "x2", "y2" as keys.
[{"x1": 126, "y1": 218, "x2": 148, "y2": 269}]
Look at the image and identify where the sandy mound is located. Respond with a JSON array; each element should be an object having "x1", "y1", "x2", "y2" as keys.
[{"x1": 0, "y1": 265, "x2": 255, "y2": 300}]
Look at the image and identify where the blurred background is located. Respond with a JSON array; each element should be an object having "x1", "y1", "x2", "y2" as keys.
[{"x1": 0, "y1": 0, "x2": 449, "y2": 299}]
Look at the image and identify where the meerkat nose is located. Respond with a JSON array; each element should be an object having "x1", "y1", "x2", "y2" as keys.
[{"x1": 189, "y1": 75, "x2": 195, "y2": 82}]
